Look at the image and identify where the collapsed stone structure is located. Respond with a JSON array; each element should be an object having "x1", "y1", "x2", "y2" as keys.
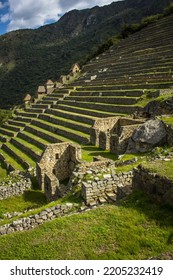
[
  {"x1": 36, "y1": 142, "x2": 81, "y2": 201},
  {"x1": 90, "y1": 117, "x2": 144, "y2": 154}
]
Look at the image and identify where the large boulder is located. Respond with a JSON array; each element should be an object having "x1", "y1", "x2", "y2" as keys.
[{"x1": 127, "y1": 119, "x2": 167, "y2": 153}]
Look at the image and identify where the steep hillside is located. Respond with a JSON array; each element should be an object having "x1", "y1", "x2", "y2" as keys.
[
  {"x1": 0, "y1": 0, "x2": 172, "y2": 109},
  {"x1": 0, "y1": 12, "x2": 173, "y2": 174}
]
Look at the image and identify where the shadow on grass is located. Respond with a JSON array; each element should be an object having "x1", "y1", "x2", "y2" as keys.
[
  {"x1": 122, "y1": 190, "x2": 173, "y2": 228},
  {"x1": 23, "y1": 190, "x2": 47, "y2": 206},
  {"x1": 82, "y1": 145, "x2": 118, "y2": 161}
]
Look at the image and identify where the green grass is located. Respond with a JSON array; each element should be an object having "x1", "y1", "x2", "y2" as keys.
[
  {"x1": 81, "y1": 145, "x2": 118, "y2": 162},
  {"x1": 6, "y1": 142, "x2": 36, "y2": 167},
  {"x1": 137, "y1": 92, "x2": 173, "y2": 107},
  {"x1": 0, "y1": 109, "x2": 12, "y2": 125},
  {"x1": 115, "y1": 153, "x2": 147, "y2": 173},
  {"x1": 0, "y1": 163, "x2": 7, "y2": 182},
  {"x1": 161, "y1": 116, "x2": 173, "y2": 125},
  {"x1": 0, "y1": 190, "x2": 47, "y2": 216},
  {"x1": 0, "y1": 190, "x2": 173, "y2": 260},
  {"x1": 0, "y1": 149, "x2": 24, "y2": 171},
  {"x1": 142, "y1": 158, "x2": 173, "y2": 179},
  {"x1": 14, "y1": 137, "x2": 43, "y2": 154}
]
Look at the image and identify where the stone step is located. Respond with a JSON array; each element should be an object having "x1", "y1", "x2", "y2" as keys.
[
  {"x1": 37, "y1": 100, "x2": 57, "y2": 105},
  {"x1": 15, "y1": 116, "x2": 33, "y2": 123},
  {"x1": 1, "y1": 143, "x2": 31, "y2": 169},
  {"x1": 24, "y1": 125, "x2": 70, "y2": 144},
  {"x1": 70, "y1": 90, "x2": 150, "y2": 98},
  {"x1": 15, "y1": 110, "x2": 39, "y2": 118},
  {"x1": 0, "y1": 133, "x2": 9, "y2": 143},
  {"x1": 1, "y1": 123, "x2": 22, "y2": 132},
  {"x1": 0, "y1": 127, "x2": 16, "y2": 137},
  {"x1": 31, "y1": 118, "x2": 90, "y2": 145},
  {"x1": 0, "y1": 149, "x2": 24, "y2": 171},
  {"x1": 80, "y1": 68, "x2": 173, "y2": 81},
  {"x1": 83, "y1": 66, "x2": 173, "y2": 80},
  {"x1": 73, "y1": 82, "x2": 173, "y2": 90},
  {"x1": 64, "y1": 96, "x2": 138, "y2": 105},
  {"x1": 58, "y1": 100, "x2": 139, "y2": 115},
  {"x1": 25, "y1": 108, "x2": 44, "y2": 113},
  {"x1": 39, "y1": 113, "x2": 91, "y2": 134},
  {"x1": 97, "y1": 35, "x2": 173, "y2": 58},
  {"x1": 47, "y1": 93, "x2": 65, "y2": 98},
  {"x1": 86, "y1": 78, "x2": 173, "y2": 87},
  {"x1": 46, "y1": 108, "x2": 96, "y2": 125},
  {"x1": 93, "y1": 72, "x2": 173, "y2": 81},
  {"x1": 10, "y1": 138, "x2": 42, "y2": 162},
  {"x1": 52, "y1": 104, "x2": 125, "y2": 118},
  {"x1": 18, "y1": 131, "x2": 50, "y2": 150},
  {"x1": 93, "y1": 45, "x2": 173, "y2": 65},
  {"x1": 76, "y1": 78, "x2": 173, "y2": 87},
  {"x1": 31, "y1": 104, "x2": 50, "y2": 109},
  {"x1": 6, "y1": 142, "x2": 36, "y2": 168},
  {"x1": 53, "y1": 88, "x2": 71, "y2": 94},
  {"x1": 83, "y1": 55, "x2": 173, "y2": 73},
  {"x1": 99, "y1": 60, "x2": 173, "y2": 72},
  {"x1": 8, "y1": 119, "x2": 26, "y2": 127}
]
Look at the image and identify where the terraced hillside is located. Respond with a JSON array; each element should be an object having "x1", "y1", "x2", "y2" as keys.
[{"x1": 0, "y1": 13, "x2": 173, "y2": 173}]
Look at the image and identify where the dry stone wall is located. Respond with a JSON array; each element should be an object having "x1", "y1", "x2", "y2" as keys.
[
  {"x1": 133, "y1": 165, "x2": 173, "y2": 207},
  {"x1": 68, "y1": 159, "x2": 133, "y2": 206},
  {"x1": 0, "y1": 203, "x2": 75, "y2": 235},
  {"x1": 0, "y1": 174, "x2": 31, "y2": 200},
  {"x1": 82, "y1": 171, "x2": 133, "y2": 206},
  {"x1": 37, "y1": 142, "x2": 81, "y2": 201}
]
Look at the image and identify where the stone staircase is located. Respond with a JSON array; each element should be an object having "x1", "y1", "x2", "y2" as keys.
[{"x1": 0, "y1": 13, "x2": 173, "y2": 172}]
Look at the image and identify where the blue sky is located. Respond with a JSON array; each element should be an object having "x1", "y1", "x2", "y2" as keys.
[{"x1": 0, "y1": 0, "x2": 120, "y2": 35}]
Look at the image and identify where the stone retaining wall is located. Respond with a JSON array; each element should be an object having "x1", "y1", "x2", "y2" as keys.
[
  {"x1": 25, "y1": 126, "x2": 61, "y2": 143},
  {"x1": 10, "y1": 138, "x2": 41, "y2": 161},
  {"x1": 18, "y1": 132, "x2": 45, "y2": 149},
  {"x1": 0, "y1": 203, "x2": 74, "y2": 235},
  {"x1": 66, "y1": 96, "x2": 137, "y2": 105},
  {"x1": 82, "y1": 171, "x2": 133, "y2": 206},
  {"x1": 60, "y1": 100, "x2": 138, "y2": 114},
  {"x1": 133, "y1": 165, "x2": 173, "y2": 207},
  {"x1": 46, "y1": 108, "x2": 94, "y2": 125},
  {"x1": 2, "y1": 144, "x2": 30, "y2": 169},
  {"x1": 0, "y1": 154, "x2": 15, "y2": 172},
  {"x1": 69, "y1": 159, "x2": 132, "y2": 206},
  {"x1": 32, "y1": 119, "x2": 89, "y2": 144},
  {"x1": 39, "y1": 114, "x2": 90, "y2": 134},
  {"x1": 0, "y1": 175, "x2": 31, "y2": 200}
]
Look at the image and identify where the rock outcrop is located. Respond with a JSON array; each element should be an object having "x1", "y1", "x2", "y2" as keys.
[{"x1": 127, "y1": 119, "x2": 167, "y2": 153}]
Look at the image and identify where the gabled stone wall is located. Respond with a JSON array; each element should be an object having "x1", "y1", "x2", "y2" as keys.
[{"x1": 36, "y1": 142, "x2": 81, "y2": 201}]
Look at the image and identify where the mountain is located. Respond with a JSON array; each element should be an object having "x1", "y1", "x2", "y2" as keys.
[{"x1": 0, "y1": 0, "x2": 172, "y2": 109}]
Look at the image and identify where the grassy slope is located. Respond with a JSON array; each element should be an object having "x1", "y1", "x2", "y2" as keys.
[
  {"x1": 0, "y1": 191, "x2": 173, "y2": 260},
  {"x1": 143, "y1": 158, "x2": 173, "y2": 179}
]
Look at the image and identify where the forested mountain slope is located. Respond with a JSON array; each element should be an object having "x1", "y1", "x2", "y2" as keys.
[{"x1": 0, "y1": 0, "x2": 172, "y2": 108}]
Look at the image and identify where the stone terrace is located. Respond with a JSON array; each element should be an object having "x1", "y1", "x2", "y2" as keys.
[{"x1": 0, "y1": 14, "x2": 173, "y2": 172}]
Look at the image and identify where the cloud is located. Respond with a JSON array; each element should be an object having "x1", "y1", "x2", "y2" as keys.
[
  {"x1": 0, "y1": 0, "x2": 8, "y2": 9},
  {"x1": 2, "y1": 0, "x2": 118, "y2": 32}
]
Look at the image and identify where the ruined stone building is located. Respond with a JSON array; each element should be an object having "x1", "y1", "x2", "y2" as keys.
[
  {"x1": 36, "y1": 142, "x2": 81, "y2": 201},
  {"x1": 90, "y1": 117, "x2": 144, "y2": 154}
]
